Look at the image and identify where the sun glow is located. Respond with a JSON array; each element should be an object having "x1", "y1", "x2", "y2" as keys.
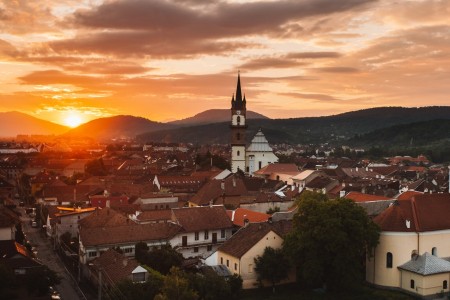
[{"x1": 64, "y1": 113, "x2": 84, "y2": 128}]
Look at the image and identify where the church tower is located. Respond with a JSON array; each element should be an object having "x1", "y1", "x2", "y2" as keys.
[{"x1": 230, "y1": 72, "x2": 247, "y2": 173}]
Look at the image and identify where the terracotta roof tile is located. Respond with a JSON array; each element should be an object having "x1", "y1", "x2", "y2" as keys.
[
  {"x1": 346, "y1": 191, "x2": 392, "y2": 203},
  {"x1": 92, "y1": 249, "x2": 141, "y2": 284},
  {"x1": 227, "y1": 208, "x2": 270, "y2": 227},
  {"x1": 172, "y1": 206, "x2": 233, "y2": 232},
  {"x1": 374, "y1": 194, "x2": 450, "y2": 232},
  {"x1": 80, "y1": 222, "x2": 181, "y2": 247}
]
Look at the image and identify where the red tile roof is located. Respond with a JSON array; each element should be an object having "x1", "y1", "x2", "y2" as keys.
[
  {"x1": 227, "y1": 208, "x2": 270, "y2": 227},
  {"x1": 80, "y1": 222, "x2": 181, "y2": 247},
  {"x1": 91, "y1": 249, "x2": 140, "y2": 284},
  {"x1": 253, "y1": 163, "x2": 298, "y2": 176},
  {"x1": 172, "y1": 206, "x2": 233, "y2": 232},
  {"x1": 345, "y1": 191, "x2": 392, "y2": 203},
  {"x1": 374, "y1": 194, "x2": 450, "y2": 232},
  {"x1": 396, "y1": 191, "x2": 423, "y2": 201}
]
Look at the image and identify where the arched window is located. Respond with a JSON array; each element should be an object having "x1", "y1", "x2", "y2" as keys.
[
  {"x1": 410, "y1": 279, "x2": 415, "y2": 289},
  {"x1": 444, "y1": 280, "x2": 448, "y2": 289},
  {"x1": 236, "y1": 133, "x2": 240, "y2": 140},
  {"x1": 237, "y1": 150, "x2": 240, "y2": 157},
  {"x1": 432, "y1": 247, "x2": 437, "y2": 256},
  {"x1": 237, "y1": 116, "x2": 241, "y2": 125},
  {"x1": 386, "y1": 252, "x2": 393, "y2": 268}
]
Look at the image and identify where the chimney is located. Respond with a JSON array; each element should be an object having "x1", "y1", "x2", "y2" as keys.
[
  {"x1": 232, "y1": 177, "x2": 236, "y2": 187},
  {"x1": 106, "y1": 199, "x2": 110, "y2": 208},
  {"x1": 243, "y1": 218, "x2": 249, "y2": 227},
  {"x1": 123, "y1": 259, "x2": 128, "y2": 267},
  {"x1": 267, "y1": 217, "x2": 273, "y2": 224},
  {"x1": 221, "y1": 180, "x2": 225, "y2": 190}
]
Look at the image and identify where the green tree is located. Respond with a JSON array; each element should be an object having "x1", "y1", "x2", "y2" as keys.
[
  {"x1": 114, "y1": 267, "x2": 164, "y2": 300},
  {"x1": 154, "y1": 267, "x2": 198, "y2": 300},
  {"x1": 135, "y1": 241, "x2": 149, "y2": 264},
  {"x1": 147, "y1": 245, "x2": 183, "y2": 275},
  {"x1": 284, "y1": 193, "x2": 380, "y2": 291},
  {"x1": 254, "y1": 247, "x2": 290, "y2": 292}
]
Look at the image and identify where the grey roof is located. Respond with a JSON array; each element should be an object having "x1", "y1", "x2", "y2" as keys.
[
  {"x1": 357, "y1": 200, "x2": 395, "y2": 217},
  {"x1": 247, "y1": 129, "x2": 273, "y2": 152},
  {"x1": 398, "y1": 252, "x2": 450, "y2": 275}
]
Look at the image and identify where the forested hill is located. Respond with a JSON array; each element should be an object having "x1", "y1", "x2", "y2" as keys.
[
  {"x1": 137, "y1": 106, "x2": 450, "y2": 145},
  {"x1": 348, "y1": 119, "x2": 450, "y2": 147}
]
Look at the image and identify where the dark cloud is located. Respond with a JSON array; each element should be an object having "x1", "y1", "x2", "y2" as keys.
[
  {"x1": 18, "y1": 70, "x2": 103, "y2": 86},
  {"x1": 51, "y1": 0, "x2": 375, "y2": 57},
  {"x1": 287, "y1": 51, "x2": 341, "y2": 59},
  {"x1": 280, "y1": 92, "x2": 340, "y2": 102},
  {"x1": 239, "y1": 57, "x2": 307, "y2": 70}
]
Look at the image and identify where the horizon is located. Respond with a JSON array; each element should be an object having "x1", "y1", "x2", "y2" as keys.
[
  {"x1": 0, "y1": 1, "x2": 449, "y2": 127},
  {"x1": 4, "y1": 105, "x2": 449, "y2": 130}
]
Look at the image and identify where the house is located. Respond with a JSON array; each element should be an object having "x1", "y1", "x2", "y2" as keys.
[
  {"x1": 214, "y1": 220, "x2": 293, "y2": 289},
  {"x1": 0, "y1": 240, "x2": 42, "y2": 275},
  {"x1": 88, "y1": 249, "x2": 149, "y2": 291},
  {"x1": 54, "y1": 207, "x2": 96, "y2": 243},
  {"x1": 188, "y1": 175, "x2": 248, "y2": 208},
  {"x1": 0, "y1": 207, "x2": 19, "y2": 240},
  {"x1": 170, "y1": 206, "x2": 234, "y2": 259},
  {"x1": 79, "y1": 220, "x2": 181, "y2": 264},
  {"x1": 366, "y1": 193, "x2": 450, "y2": 298}
]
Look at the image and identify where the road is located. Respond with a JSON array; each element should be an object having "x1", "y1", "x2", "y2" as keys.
[{"x1": 19, "y1": 207, "x2": 86, "y2": 300}]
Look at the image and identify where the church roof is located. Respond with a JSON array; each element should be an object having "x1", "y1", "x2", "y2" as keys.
[
  {"x1": 398, "y1": 252, "x2": 450, "y2": 275},
  {"x1": 247, "y1": 129, "x2": 273, "y2": 152}
]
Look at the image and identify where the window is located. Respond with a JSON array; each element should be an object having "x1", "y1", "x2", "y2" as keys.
[
  {"x1": 88, "y1": 251, "x2": 97, "y2": 258},
  {"x1": 133, "y1": 272, "x2": 146, "y2": 283},
  {"x1": 204, "y1": 230, "x2": 209, "y2": 240},
  {"x1": 386, "y1": 252, "x2": 393, "y2": 268},
  {"x1": 193, "y1": 247, "x2": 199, "y2": 253},
  {"x1": 123, "y1": 247, "x2": 133, "y2": 254},
  {"x1": 432, "y1": 247, "x2": 437, "y2": 256},
  {"x1": 226, "y1": 259, "x2": 229, "y2": 267},
  {"x1": 258, "y1": 161, "x2": 262, "y2": 169},
  {"x1": 410, "y1": 279, "x2": 415, "y2": 289},
  {"x1": 182, "y1": 236, "x2": 187, "y2": 247},
  {"x1": 237, "y1": 116, "x2": 241, "y2": 125},
  {"x1": 194, "y1": 231, "x2": 199, "y2": 241},
  {"x1": 237, "y1": 150, "x2": 240, "y2": 156},
  {"x1": 220, "y1": 257, "x2": 223, "y2": 264},
  {"x1": 444, "y1": 280, "x2": 448, "y2": 289},
  {"x1": 234, "y1": 263, "x2": 237, "y2": 271},
  {"x1": 221, "y1": 229, "x2": 225, "y2": 239},
  {"x1": 248, "y1": 264, "x2": 253, "y2": 273}
]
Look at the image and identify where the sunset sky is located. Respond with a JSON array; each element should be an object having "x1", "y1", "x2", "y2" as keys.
[{"x1": 0, "y1": 0, "x2": 449, "y2": 127}]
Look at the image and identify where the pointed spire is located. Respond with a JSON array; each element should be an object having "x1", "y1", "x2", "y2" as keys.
[{"x1": 235, "y1": 70, "x2": 242, "y2": 102}]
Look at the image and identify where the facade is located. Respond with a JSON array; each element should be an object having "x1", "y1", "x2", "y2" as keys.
[
  {"x1": 366, "y1": 194, "x2": 450, "y2": 298},
  {"x1": 215, "y1": 220, "x2": 294, "y2": 289},
  {"x1": 246, "y1": 129, "x2": 279, "y2": 175},
  {"x1": 171, "y1": 206, "x2": 234, "y2": 258}
]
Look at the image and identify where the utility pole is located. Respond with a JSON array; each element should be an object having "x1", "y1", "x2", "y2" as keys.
[{"x1": 98, "y1": 269, "x2": 102, "y2": 300}]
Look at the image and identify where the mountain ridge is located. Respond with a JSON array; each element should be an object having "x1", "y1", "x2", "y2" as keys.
[{"x1": 0, "y1": 111, "x2": 69, "y2": 137}]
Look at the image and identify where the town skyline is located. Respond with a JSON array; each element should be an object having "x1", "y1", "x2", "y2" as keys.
[{"x1": 1, "y1": 0, "x2": 449, "y2": 127}]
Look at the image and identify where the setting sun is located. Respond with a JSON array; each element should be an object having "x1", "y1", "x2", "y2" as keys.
[{"x1": 64, "y1": 113, "x2": 83, "y2": 128}]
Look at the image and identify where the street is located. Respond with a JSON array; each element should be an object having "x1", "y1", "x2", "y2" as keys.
[{"x1": 19, "y1": 207, "x2": 87, "y2": 300}]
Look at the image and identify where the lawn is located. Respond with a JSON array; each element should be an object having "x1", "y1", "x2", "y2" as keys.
[{"x1": 240, "y1": 284, "x2": 417, "y2": 300}]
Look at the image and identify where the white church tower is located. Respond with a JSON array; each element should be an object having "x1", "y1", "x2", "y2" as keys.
[{"x1": 230, "y1": 72, "x2": 247, "y2": 173}]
